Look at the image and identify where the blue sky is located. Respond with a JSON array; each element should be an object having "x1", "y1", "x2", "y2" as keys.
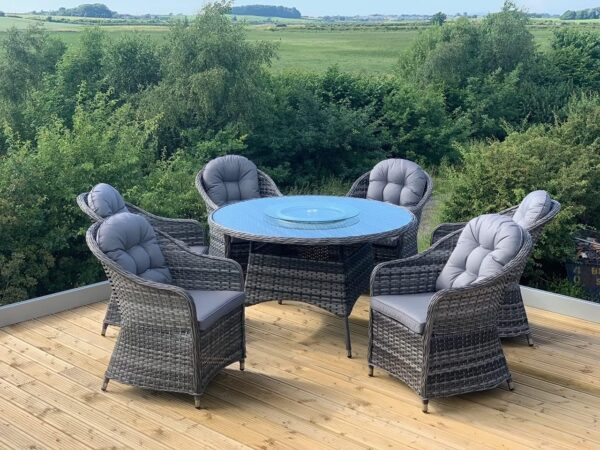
[{"x1": 3, "y1": 0, "x2": 599, "y2": 16}]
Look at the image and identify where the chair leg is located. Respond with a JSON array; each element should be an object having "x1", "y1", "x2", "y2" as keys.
[
  {"x1": 526, "y1": 333, "x2": 534, "y2": 347},
  {"x1": 239, "y1": 359, "x2": 245, "y2": 371},
  {"x1": 344, "y1": 317, "x2": 352, "y2": 358},
  {"x1": 507, "y1": 379, "x2": 515, "y2": 391},
  {"x1": 368, "y1": 365, "x2": 374, "y2": 377},
  {"x1": 422, "y1": 399, "x2": 429, "y2": 413},
  {"x1": 194, "y1": 395, "x2": 202, "y2": 409},
  {"x1": 101, "y1": 322, "x2": 108, "y2": 336},
  {"x1": 101, "y1": 377, "x2": 109, "y2": 391}
]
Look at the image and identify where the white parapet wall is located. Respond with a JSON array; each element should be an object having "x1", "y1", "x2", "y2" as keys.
[
  {"x1": 0, "y1": 282, "x2": 598, "y2": 327},
  {"x1": 0, "y1": 281, "x2": 110, "y2": 328},
  {"x1": 521, "y1": 286, "x2": 600, "y2": 324}
]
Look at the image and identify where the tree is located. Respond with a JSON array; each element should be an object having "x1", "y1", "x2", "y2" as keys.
[
  {"x1": 231, "y1": 5, "x2": 302, "y2": 19},
  {"x1": 430, "y1": 12, "x2": 447, "y2": 26},
  {"x1": 561, "y1": 7, "x2": 600, "y2": 20},
  {"x1": 550, "y1": 28, "x2": 600, "y2": 92},
  {"x1": 137, "y1": 1, "x2": 276, "y2": 152},
  {"x1": 0, "y1": 25, "x2": 66, "y2": 141},
  {"x1": 481, "y1": 1, "x2": 534, "y2": 73},
  {"x1": 103, "y1": 34, "x2": 160, "y2": 95}
]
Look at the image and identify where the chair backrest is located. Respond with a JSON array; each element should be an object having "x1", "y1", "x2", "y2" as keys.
[
  {"x1": 366, "y1": 159, "x2": 428, "y2": 207},
  {"x1": 436, "y1": 214, "x2": 524, "y2": 290},
  {"x1": 512, "y1": 190, "x2": 553, "y2": 230},
  {"x1": 201, "y1": 155, "x2": 261, "y2": 207},
  {"x1": 87, "y1": 183, "x2": 129, "y2": 219},
  {"x1": 95, "y1": 212, "x2": 172, "y2": 284}
]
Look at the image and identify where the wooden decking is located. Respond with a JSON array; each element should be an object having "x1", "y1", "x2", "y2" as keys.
[{"x1": 1, "y1": 297, "x2": 599, "y2": 449}]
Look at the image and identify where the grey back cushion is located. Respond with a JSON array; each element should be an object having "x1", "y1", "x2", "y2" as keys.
[
  {"x1": 97, "y1": 212, "x2": 172, "y2": 284},
  {"x1": 366, "y1": 159, "x2": 428, "y2": 207},
  {"x1": 436, "y1": 214, "x2": 523, "y2": 290},
  {"x1": 202, "y1": 155, "x2": 261, "y2": 207},
  {"x1": 512, "y1": 190, "x2": 552, "y2": 229},
  {"x1": 88, "y1": 183, "x2": 129, "y2": 218}
]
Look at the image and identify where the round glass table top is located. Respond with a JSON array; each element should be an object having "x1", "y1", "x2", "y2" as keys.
[{"x1": 209, "y1": 195, "x2": 414, "y2": 245}]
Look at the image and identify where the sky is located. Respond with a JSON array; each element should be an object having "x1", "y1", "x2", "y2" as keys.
[{"x1": 3, "y1": 0, "x2": 599, "y2": 16}]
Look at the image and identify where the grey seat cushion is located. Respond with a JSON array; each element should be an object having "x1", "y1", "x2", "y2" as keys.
[
  {"x1": 97, "y1": 213, "x2": 172, "y2": 284},
  {"x1": 88, "y1": 183, "x2": 129, "y2": 218},
  {"x1": 189, "y1": 245, "x2": 209, "y2": 255},
  {"x1": 436, "y1": 214, "x2": 523, "y2": 290},
  {"x1": 202, "y1": 155, "x2": 261, "y2": 207},
  {"x1": 371, "y1": 293, "x2": 436, "y2": 334},
  {"x1": 367, "y1": 159, "x2": 428, "y2": 207},
  {"x1": 512, "y1": 190, "x2": 552, "y2": 229},
  {"x1": 187, "y1": 290, "x2": 245, "y2": 331}
]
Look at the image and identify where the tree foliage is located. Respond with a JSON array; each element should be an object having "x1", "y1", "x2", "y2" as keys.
[
  {"x1": 561, "y1": 8, "x2": 600, "y2": 20},
  {"x1": 430, "y1": 12, "x2": 447, "y2": 26},
  {"x1": 50, "y1": 4, "x2": 116, "y2": 18},
  {"x1": 231, "y1": 5, "x2": 302, "y2": 19}
]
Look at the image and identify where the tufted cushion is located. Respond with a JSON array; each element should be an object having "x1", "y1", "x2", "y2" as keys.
[
  {"x1": 88, "y1": 183, "x2": 129, "y2": 218},
  {"x1": 512, "y1": 190, "x2": 552, "y2": 230},
  {"x1": 436, "y1": 214, "x2": 523, "y2": 290},
  {"x1": 202, "y1": 155, "x2": 261, "y2": 207},
  {"x1": 366, "y1": 159, "x2": 428, "y2": 207},
  {"x1": 97, "y1": 213, "x2": 172, "y2": 284}
]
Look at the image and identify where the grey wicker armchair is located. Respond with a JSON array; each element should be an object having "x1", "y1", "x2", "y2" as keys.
[
  {"x1": 86, "y1": 213, "x2": 245, "y2": 408},
  {"x1": 77, "y1": 183, "x2": 208, "y2": 336},
  {"x1": 347, "y1": 159, "x2": 433, "y2": 263},
  {"x1": 196, "y1": 155, "x2": 282, "y2": 268},
  {"x1": 430, "y1": 191, "x2": 561, "y2": 345},
  {"x1": 368, "y1": 214, "x2": 533, "y2": 413}
]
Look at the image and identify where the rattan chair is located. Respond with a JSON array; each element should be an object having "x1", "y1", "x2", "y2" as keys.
[
  {"x1": 347, "y1": 159, "x2": 433, "y2": 263},
  {"x1": 86, "y1": 213, "x2": 245, "y2": 408},
  {"x1": 77, "y1": 185, "x2": 208, "y2": 336},
  {"x1": 196, "y1": 155, "x2": 282, "y2": 268},
  {"x1": 368, "y1": 215, "x2": 533, "y2": 413},
  {"x1": 430, "y1": 192, "x2": 561, "y2": 345}
]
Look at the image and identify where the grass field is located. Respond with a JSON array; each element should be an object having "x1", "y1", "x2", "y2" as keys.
[{"x1": 2, "y1": 15, "x2": 600, "y2": 73}]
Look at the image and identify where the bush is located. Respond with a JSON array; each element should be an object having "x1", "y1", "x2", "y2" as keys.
[
  {"x1": 441, "y1": 94, "x2": 600, "y2": 288},
  {"x1": 0, "y1": 93, "x2": 159, "y2": 303}
]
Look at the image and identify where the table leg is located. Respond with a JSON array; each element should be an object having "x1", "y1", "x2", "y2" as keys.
[
  {"x1": 245, "y1": 243, "x2": 371, "y2": 357},
  {"x1": 344, "y1": 316, "x2": 352, "y2": 358}
]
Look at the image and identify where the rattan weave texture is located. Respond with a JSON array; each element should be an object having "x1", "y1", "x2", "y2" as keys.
[
  {"x1": 368, "y1": 228, "x2": 533, "y2": 411},
  {"x1": 430, "y1": 201, "x2": 561, "y2": 342},
  {"x1": 86, "y1": 223, "x2": 245, "y2": 408}
]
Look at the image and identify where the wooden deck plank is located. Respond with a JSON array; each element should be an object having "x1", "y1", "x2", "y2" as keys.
[{"x1": 1, "y1": 297, "x2": 599, "y2": 449}]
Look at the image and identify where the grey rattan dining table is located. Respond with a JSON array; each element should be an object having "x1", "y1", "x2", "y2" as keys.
[{"x1": 208, "y1": 195, "x2": 416, "y2": 357}]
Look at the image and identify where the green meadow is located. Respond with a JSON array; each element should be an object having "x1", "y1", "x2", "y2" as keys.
[{"x1": 1, "y1": 14, "x2": 600, "y2": 73}]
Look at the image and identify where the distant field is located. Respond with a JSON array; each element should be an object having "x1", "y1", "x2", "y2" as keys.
[
  {"x1": 2, "y1": 15, "x2": 600, "y2": 73},
  {"x1": 246, "y1": 28, "x2": 420, "y2": 73}
]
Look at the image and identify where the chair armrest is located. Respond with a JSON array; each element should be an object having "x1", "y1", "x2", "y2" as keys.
[
  {"x1": 346, "y1": 172, "x2": 370, "y2": 199},
  {"x1": 127, "y1": 203, "x2": 207, "y2": 247},
  {"x1": 423, "y1": 279, "x2": 505, "y2": 338},
  {"x1": 158, "y1": 232, "x2": 244, "y2": 291},
  {"x1": 99, "y1": 258, "x2": 197, "y2": 329},
  {"x1": 370, "y1": 231, "x2": 460, "y2": 296},
  {"x1": 430, "y1": 222, "x2": 466, "y2": 245}
]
